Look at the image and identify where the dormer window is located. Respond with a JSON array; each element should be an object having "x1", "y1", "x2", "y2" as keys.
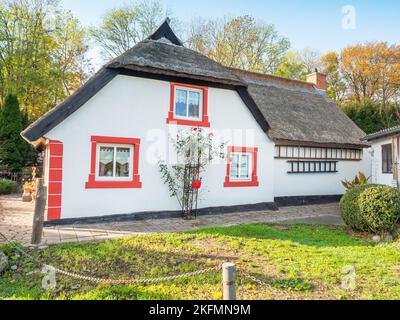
[{"x1": 167, "y1": 83, "x2": 210, "y2": 127}]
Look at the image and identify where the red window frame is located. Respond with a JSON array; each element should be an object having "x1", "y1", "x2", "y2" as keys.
[
  {"x1": 224, "y1": 146, "x2": 259, "y2": 187},
  {"x1": 85, "y1": 136, "x2": 142, "y2": 189},
  {"x1": 167, "y1": 82, "x2": 210, "y2": 128}
]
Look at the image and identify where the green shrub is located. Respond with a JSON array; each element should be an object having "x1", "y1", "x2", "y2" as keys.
[
  {"x1": 341, "y1": 172, "x2": 370, "y2": 191},
  {"x1": 340, "y1": 184, "x2": 400, "y2": 234},
  {"x1": 0, "y1": 179, "x2": 18, "y2": 195}
]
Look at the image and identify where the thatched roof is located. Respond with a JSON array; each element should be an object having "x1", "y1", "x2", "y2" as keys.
[
  {"x1": 364, "y1": 125, "x2": 400, "y2": 141},
  {"x1": 232, "y1": 69, "x2": 368, "y2": 148},
  {"x1": 107, "y1": 39, "x2": 244, "y2": 87},
  {"x1": 22, "y1": 19, "x2": 367, "y2": 148}
]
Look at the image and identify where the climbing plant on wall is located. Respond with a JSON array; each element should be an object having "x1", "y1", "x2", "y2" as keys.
[{"x1": 159, "y1": 128, "x2": 226, "y2": 219}]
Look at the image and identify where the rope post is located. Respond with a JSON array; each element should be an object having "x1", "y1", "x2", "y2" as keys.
[
  {"x1": 31, "y1": 178, "x2": 47, "y2": 245},
  {"x1": 222, "y1": 262, "x2": 236, "y2": 300}
]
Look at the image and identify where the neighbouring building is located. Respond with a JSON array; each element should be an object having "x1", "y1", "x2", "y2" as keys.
[
  {"x1": 21, "y1": 20, "x2": 370, "y2": 222},
  {"x1": 364, "y1": 126, "x2": 400, "y2": 188}
]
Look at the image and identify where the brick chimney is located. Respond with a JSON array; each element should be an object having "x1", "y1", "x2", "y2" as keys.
[{"x1": 306, "y1": 69, "x2": 327, "y2": 90}]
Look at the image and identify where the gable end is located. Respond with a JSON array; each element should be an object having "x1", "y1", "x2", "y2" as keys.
[{"x1": 147, "y1": 18, "x2": 183, "y2": 46}]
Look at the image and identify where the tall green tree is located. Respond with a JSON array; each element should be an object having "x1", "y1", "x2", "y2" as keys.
[
  {"x1": 342, "y1": 101, "x2": 400, "y2": 134},
  {"x1": 0, "y1": 94, "x2": 24, "y2": 171},
  {"x1": 91, "y1": 0, "x2": 167, "y2": 59},
  {"x1": 0, "y1": 0, "x2": 90, "y2": 121}
]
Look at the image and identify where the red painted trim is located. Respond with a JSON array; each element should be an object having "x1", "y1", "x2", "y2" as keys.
[
  {"x1": 48, "y1": 195, "x2": 62, "y2": 208},
  {"x1": 49, "y1": 156, "x2": 63, "y2": 169},
  {"x1": 224, "y1": 146, "x2": 259, "y2": 188},
  {"x1": 47, "y1": 208, "x2": 61, "y2": 221},
  {"x1": 48, "y1": 181, "x2": 62, "y2": 195},
  {"x1": 49, "y1": 141, "x2": 63, "y2": 157},
  {"x1": 167, "y1": 82, "x2": 210, "y2": 128},
  {"x1": 85, "y1": 181, "x2": 142, "y2": 189},
  {"x1": 47, "y1": 140, "x2": 64, "y2": 220},
  {"x1": 86, "y1": 136, "x2": 142, "y2": 189},
  {"x1": 90, "y1": 136, "x2": 141, "y2": 145},
  {"x1": 49, "y1": 169, "x2": 63, "y2": 182}
]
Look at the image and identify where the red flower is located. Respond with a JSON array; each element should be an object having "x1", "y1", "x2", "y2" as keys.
[
  {"x1": 192, "y1": 128, "x2": 198, "y2": 132},
  {"x1": 208, "y1": 133, "x2": 214, "y2": 137}
]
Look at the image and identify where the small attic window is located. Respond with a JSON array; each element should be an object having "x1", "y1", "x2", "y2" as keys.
[
  {"x1": 167, "y1": 83, "x2": 210, "y2": 128},
  {"x1": 174, "y1": 87, "x2": 202, "y2": 120}
]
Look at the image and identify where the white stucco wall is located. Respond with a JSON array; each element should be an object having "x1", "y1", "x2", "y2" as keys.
[
  {"x1": 370, "y1": 137, "x2": 395, "y2": 186},
  {"x1": 45, "y1": 75, "x2": 275, "y2": 219},
  {"x1": 273, "y1": 155, "x2": 371, "y2": 197}
]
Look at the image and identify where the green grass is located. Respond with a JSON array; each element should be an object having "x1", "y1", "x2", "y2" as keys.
[{"x1": 1, "y1": 224, "x2": 399, "y2": 300}]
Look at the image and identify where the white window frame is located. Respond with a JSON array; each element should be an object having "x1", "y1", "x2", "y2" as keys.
[
  {"x1": 95, "y1": 143, "x2": 134, "y2": 181},
  {"x1": 229, "y1": 152, "x2": 253, "y2": 182},
  {"x1": 173, "y1": 86, "x2": 203, "y2": 121}
]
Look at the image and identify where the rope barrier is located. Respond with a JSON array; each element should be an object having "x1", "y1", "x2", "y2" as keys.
[
  {"x1": 1, "y1": 231, "x2": 274, "y2": 300},
  {"x1": 0, "y1": 232, "x2": 219, "y2": 285},
  {"x1": 50, "y1": 265, "x2": 219, "y2": 285},
  {"x1": 241, "y1": 272, "x2": 274, "y2": 289}
]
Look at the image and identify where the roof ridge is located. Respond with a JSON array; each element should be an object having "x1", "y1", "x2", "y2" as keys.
[{"x1": 230, "y1": 67, "x2": 316, "y2": 89}]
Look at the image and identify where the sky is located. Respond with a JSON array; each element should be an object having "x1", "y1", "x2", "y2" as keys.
[{"x1": 60, "y1": 0, "x2": 400, "y2": 69}]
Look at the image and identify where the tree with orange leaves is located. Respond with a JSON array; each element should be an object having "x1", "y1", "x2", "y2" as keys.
[{"x1": 322, "y1": 42, "x2": 400, "y2": 105}]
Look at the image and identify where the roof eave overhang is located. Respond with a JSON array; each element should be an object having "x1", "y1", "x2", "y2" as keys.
[
  {"x1": 363, "y1": 132, "x2": 400, "y2": 142},
  {"x1": 273, "y1": 138, "x2": 370, "y2": 149}
]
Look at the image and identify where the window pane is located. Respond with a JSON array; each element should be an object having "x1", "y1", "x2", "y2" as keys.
[
  {"x1": 240, "y1": 154, "x2": 250, "y2": 178},
  {"x1": 116, "y1": 148, "x2": 130, "y2": 177},
  {"x1": 230, "y1": 154, "x2": 239, "y2": 179},
  {"x1": 188, "y1": 91, "x2": 200, "y2": 118},
  {"x1": 99, "y1": 147, "x2": 114, "y2": 177},
  {"x1": 175, "y1": 89, "x2": 187, "y2": 117},
  {"x1": 382, "y1": 144, "x2": 393, "y2": 173}
]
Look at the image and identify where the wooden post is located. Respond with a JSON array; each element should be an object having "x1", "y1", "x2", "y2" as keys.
[
  {"x1": 31, "y1": 178, "x2": 47, "y2": 245},
  {"x1": 222, "y1": 263, "x2": 236, "y2": 300}
]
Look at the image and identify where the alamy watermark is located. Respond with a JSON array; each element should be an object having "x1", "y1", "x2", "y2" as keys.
[
  {"x1": 28, "y1": 265, "x2": 57, "y2": 290},
  {"x1": 342, "y1": 5, "x2": 357, "y2": 30},
  {"x1": 341, "y1": 265, "x2": 356, "y2": 291}
]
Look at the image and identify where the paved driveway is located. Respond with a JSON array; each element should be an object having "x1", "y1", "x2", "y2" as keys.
[{"x1": 0, "y1": 194, "x2": 343, "y2": 245}]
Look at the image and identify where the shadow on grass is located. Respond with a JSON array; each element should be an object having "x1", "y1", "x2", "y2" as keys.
[{"x1": 187, "y1": 223, "x2": 372, "y2": 248}]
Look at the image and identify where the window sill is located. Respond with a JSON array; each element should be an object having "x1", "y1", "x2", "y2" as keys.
[
  {"x1": 224, "y1": 180, "x2": 259, "y2": 188},
  {"x1": 167, "y1": 113, "x2": 210, "y2": 128},
  {"x1": 85, "y1": 175, "x2": 142, "y2": 189}
]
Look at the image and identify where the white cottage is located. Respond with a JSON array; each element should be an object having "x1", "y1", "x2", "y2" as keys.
[
  {"x1": 22, "y1": 20, "x2": 370, "y2": 222},
  {"x1": 365, "y1": 126, "x2": 400, "y2": 188}
]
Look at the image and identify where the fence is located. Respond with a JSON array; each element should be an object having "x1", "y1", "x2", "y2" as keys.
[
  {"x1": 0, "y1": 166, "x2": 43, "y2": 184},
  {"x1": 0, "y1": 171, "x2": 22, "y2": 183}
]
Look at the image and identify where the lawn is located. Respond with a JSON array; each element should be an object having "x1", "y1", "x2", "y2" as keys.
[{"x1": 0, "y1": 224, "x2": 399, "y2": 300}]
